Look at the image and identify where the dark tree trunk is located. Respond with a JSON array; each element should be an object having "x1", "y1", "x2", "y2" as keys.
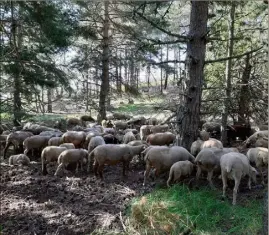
[
  {"x1": 179, "y1": 1, "x2": 209, "y2": 150},
  {"x1": 164, "y1": 44, "x2": 169, "y2": 89},
  {"x1": 85, "y1": 71, "x2": 89, "y2": 112},
  {"x1": 238, "y1": 54, "x2": 251, "y2": 124},
  {"x1": 160, "y1": 47, "x2": 163, "y2": 93},
  {"x1": 119, "y1": 54, "x2": 122, "y2": 94},
  {"x1": 47, "y1": 89, "x2": 52, "y2": 113},
  {"x1": 98, "y1": 0, "x2": 109, "y2": 123},
  {"x1": 221, "y1": 2, "x2": 236, "y2": 146}
]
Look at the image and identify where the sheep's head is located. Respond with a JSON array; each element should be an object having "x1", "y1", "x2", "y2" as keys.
[{"x1": 250, "y1": 166, "x2": 258, "y2": 184}]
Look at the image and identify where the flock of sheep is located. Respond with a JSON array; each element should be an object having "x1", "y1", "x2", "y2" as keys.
[{"x1": 1, "y1": 114, "x2": 268, "y2": 206}]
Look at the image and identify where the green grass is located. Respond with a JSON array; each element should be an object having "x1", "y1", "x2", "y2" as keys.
[
  {"x1": 116, "y1": 103, "x2": 155, "y2": 115},
  {"x1": 126, "y1": 185, "x2": 263, "y2": 235}
]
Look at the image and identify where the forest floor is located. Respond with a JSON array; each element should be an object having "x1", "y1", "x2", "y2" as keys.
[{"x1": 0, "y1": 148, "x2": 266, "y2": 234}]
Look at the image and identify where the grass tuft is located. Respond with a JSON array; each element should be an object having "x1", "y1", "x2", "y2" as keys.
[{"x1": 126, "y1": 185, "x2": 263, "y2": 235}]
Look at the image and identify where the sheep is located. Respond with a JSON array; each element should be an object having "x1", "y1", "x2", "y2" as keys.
[
  {"x1": 54, "y1": 149, "x2": 88, "y2": 176},
  {"x1": 87, "y1": 144, "x2": 146, "y2": 179},
  {"x1": 48, "y1": 137, "x2": 63, "y2": 146},
  {"x1": 59, "y1": 143, "x2": 75, "y2": 149},
  {"x1": 41, "y1": 146, "x2": 67, "y2": 175},
  {"x1": 143, "y1": 146, "x2": 195, "y2": 185},
  {"x1": 23, "y1": 135, "x2": 51, "y2": 158},
  {"x1": 3, "y1": 131, "x2": 34, "y2": 158},
  {"x1": 62, "y1": 131, "x2": 86, "y2": 148},
  {"x1": 88, "y1": 136, "x2": 105, "y2": 153},
  {"x1": 150, "y1": 124, "x2": 169, "y2": 134},
  {"x1": 140, "y1": 125, "x2": 153, "y2": 141},
  {"x1": 39, "y1": 130, "x2": 63, "y2": 137},
  {"x1": 199, "y1": 131, "x2": 210, "y2": 141},
  {"x1": 9, "y1": 154, "x2": 30, "y2": 166},
  {"x1": 255, "y1": 136, "x2": 268, "y2": 148},
  {"x1": 123, "y1": 129, "x2": 138, "y2": 135},
  {"x1": 245, "y1": 130, "x2": 268, "y2": 148},
  {"x1": 201, "y1": 138, "x2": 223, "y2": 149},
  {"x1": 101, "y1": 120, "x2": 114, "y2": 128},
  {"x1": 114, "y1": 121, "x2": 128, "y2": 130},
  {"x1": 103, "y1": 128, "x2": 115, "y2": 135},
  {"x1": 66, "y1": 117, "x2": 81, "y2": 127},
  {"x1": 103, "y1": 134, "x2": 119, "y2": 144},
  {"x1": 128, "y1": 140, "x2": 148, "y2": 146},
  {"x1": 22, "y1": 123, "x2": 56, "y2": 135},
  {"x1": 72, "y1": 125, "x2": 85, "y2": 131},
  {"x1": 195, "y1": 147, "x2": 240, "y2": 188},
  {"x1": 80, "y1": 115, "x2": 95, "y2": 126},
  {"x1": 190, "y1": 139, "x2": 204, "y2": 157},
  {"x1": 84, "y1": 131, "x2": 101, "y2": 149},
  {"x1": 246, "y1": 147, "x2": 268, "y2": 185},
  {"x1": 0, "y1": 134, "x2": 8, "y2": 149},
  {"x1": 146, "y1": 132, "x2": 176, "y2": 146},
  {"x1": 167, "y1": 160, "x2": 194, "y2": 187},
  {"x1": 258, "y1": 125, "x2": 268, "y2": 131},
  {"x1": 220, "y1": 152, "x2": 257, "y2": 205},
  {"x1": 147, "y1": 117, "x2": 158, "y2": 126},
  {"x1": 123, "y1": 131, "x2": 136, "y2": 144}
]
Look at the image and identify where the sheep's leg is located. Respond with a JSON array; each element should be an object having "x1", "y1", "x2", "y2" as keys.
[
  {"x1": 94, "y1": 162, "x2": 99, "y2": 176},
  {"x1": 167, "y1": 171, "x2": 174, "y2": 187},
  {"x1": 122, "y1": 161, "x2": 126, "y2": 177},
  {"x1": 98, "y1": 164, "x2": 104, "y2": 180},
  {"x1": 196, "y1": 166, "x2": 202, "y2": 181},
  {"x1": 143, "y1": 164, "x2": 151, "y2": 186},
  {"x1": 207, "y1": 170, "x2": 215, "y2": 189},
  {"x1": 221, "y1": 170, "x2": 228, "y2": 198},
  {"x1": 259, "y1": 167, "x2": 265, "y2": 186},
  {"x1": 55, "y1": 163, "x2": 64, "y2": 176},
  {"x1": 232, "y1": 174, "x2": 241, "y2": 206}
]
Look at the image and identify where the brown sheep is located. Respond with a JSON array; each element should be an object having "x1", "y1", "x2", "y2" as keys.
[
  {"x1": 220, "y1": 152, "x2": 257, "y2": 205},
  {"x1": 48, "y1": 137, "x2": 63, "y2": 146},
  {"x1": 23, "y1": 135, "x2": 50, "y2": 158},
  {"x1": 41, "y1": 146, "x2": 67, "y2": 175},
  {"x1": 9, "y1": 154, "x2": 30, "y2": 166},
  {"x1": 167, "y1": 160, "x2": 194, "y2": 187},
  {"x1": 150, "y1": 124, "x2": 169, "y2": 134},
  {"x1": 3, "y1": 131, "x2": 34, "y2": 158},
  {"x1": 143, "y1": 146, "x2": 195, "y2": 185},
  {"x1": 55, "y1": 149, "x2": 88, "y2": 176},
  {"x1": 146, "y1": 132, "x2": 176, "y2": 146},
  {"x1": 88, "y1": 144, "x2": 146, "y2": 179},
  {"x1": 62, "y1": 131, "x2": 86, "y2": 148}
]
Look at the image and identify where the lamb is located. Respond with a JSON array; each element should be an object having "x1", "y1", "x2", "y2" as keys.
[
  {"x1": 123, "y1": 131, "x2": 136, "y2": 144},
  {"x1": 201, "y1": 138, "x2": 223, "y2": 149},
  {"x1": 48, "y1": 137, "x2": 63, "y2": 146},
  {"x1": 140, "y1": 125, "x2": 153, "y2": 141},
  {"x1": 150, "y1": 124, "x2": 169, "y2": 134},
  {"x1": 146, "y1": 132, "x2": 176, "y2": 146},
  {"x1": 23, "y1": 135, "x2": 50, "y2": 158},
  {"x1": 246, "y1": 147, "x2": 268, "y2": 185},
  {"x1": 190, "y1": 139, "x2": 204, "y2": 156},
  {"x1": 59, "y1": 143, "x2": 76, "y2": 149},
  {"x1": 220, "y1": 152, "x2": 257, "y2": 205},
  {"x1": 3, "y1": 131, "x2": 34, "y2": 158},
  {"x1": 195, "y1": 147, "x2": 240, "y2": 188},
  {"x1": 9, "y1": 154, "x2": 30, "y2": 166},
  {"x1": 87, "y1": 144, "x2": 146, "y2": 179},
  {"x1": 167, "y1": 160, "x2": 194, "y2": 187},
  {"x1": 143, "y1": 146, "x2": 195, "y2": 185},
  {"x1": 54, "y1": 149, "x2": 88, "y2": 176},
  {"x1": 199, "y1": 131, "x2": 210, "y2": 141},
  {"x1": 62, "y1": 131, "x2": 86, "y2": 148},
  {"x1": 41, "y1": 146, "x2": 67, "y2": 175}
]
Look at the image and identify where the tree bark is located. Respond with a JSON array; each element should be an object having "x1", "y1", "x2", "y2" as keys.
[
  {"x1": 160, "y1": 46, "x2": 163, "y2": 93},
  {"x1": 98, "y1": 0, "x2": 110, "y2": 123},
  {"x1": 164, "y1": 44, "x2": 169, "y2": 89},
  {"x1": 179, "y1": 1, "x2": 209, "y2": 150},
  {"x1": 238, "y1": 54, "x2": 251, "y2": 123},
  {"x1": 221, "y1": 2, "x2": 236, "y2": 146},
  {"x1": 47, "y1": 88, "x2": 52, "y2": 113}
]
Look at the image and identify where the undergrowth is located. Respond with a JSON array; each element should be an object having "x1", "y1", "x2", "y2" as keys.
[{"x1": 126, "y1": 185, "x2": 263, "y2": 235}]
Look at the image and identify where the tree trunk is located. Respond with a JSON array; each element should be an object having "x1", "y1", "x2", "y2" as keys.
[
  {"x1": 164, "y1": 44, "x2": 169, "y2": 89},
  {"x1": 47, "y1": 89, "x2": 52, "y2": 113},
  {"x1": 221, "y1": 2, "x2": 236, "y2": 146},
  {"x1": 119, "y1": 54, "x2": 122, "y2": 94},
  {"x1": 160, "y1": 46, "x2": 163, "y2": 93},
  {"x1": 238, "y1": 54, "x2": 251, "y2": 124},
  {"x1": 98, "y1": 0, "x2": 110, "y2": 123},
  {"x1": 179, "y1": 1, "x2": 209, "y2": 150},
  {"x1": 85, "y1": 70, "x2": 89, "y2": 112},
  {"x1": 124, "y1": 48, "x2": 128, "y2": 91},
  {"x1": 11, "y1": 2, "x2": 22, "y2": 126}
]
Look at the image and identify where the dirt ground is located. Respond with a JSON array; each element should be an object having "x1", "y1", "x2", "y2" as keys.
[{"x1": 0, "y1": 150, "x2": 266, "y2": 235}]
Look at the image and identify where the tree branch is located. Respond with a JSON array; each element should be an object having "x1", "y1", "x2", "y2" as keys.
[{"x1": 205, "y1": 46, "x2": 263, "y2": 64}]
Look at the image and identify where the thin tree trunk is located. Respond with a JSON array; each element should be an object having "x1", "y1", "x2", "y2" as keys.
[
  {"x1": 124, "y1": 48, "x2": 128, "y2": 91},
  {"x1": 180, "y1": 1, "x2": 209, "y2": 150},
  {"x1": 238, "y1": 54, "x2": 251, "y2": 123},
  {"x1": 160, "y1": 46, "x2": 163, "y2": 93},
  {"x1": 47, "y1": 89, "x2": 52, "y2": 113},
  {"x1": 11, "y1": 2, "x2": 22, "y2": 126},
  {"x1": 85, "y1": 70, "x2": 89, "y2": 112},
  {"x1": 164, "y1": 44, "x2": 169, "y2": 89},
  {"x1": 119, "y1": 54, "x2": 122, "y2": 94},
  {"x1": 98, "y1": 0, "x2": 110, "y2": 122},
  {"x1": 221, "y1": 2, "x2": 236, "y2": 146}
]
